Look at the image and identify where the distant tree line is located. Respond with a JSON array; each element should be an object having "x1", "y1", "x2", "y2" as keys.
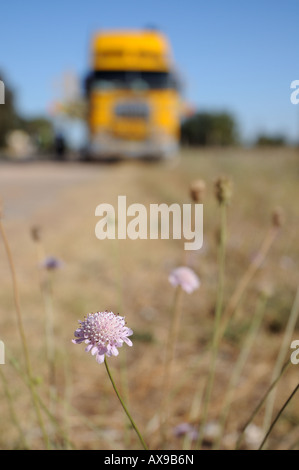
[
  {"x1": 180, "y1": 111, "x2": 292, "y2": 148},
  {"x1": 180, "y1": 112, "x2": 239, "y2": 147},
  {"x1": 254, "y1": 134, "x2": 286, "y2": 147}
]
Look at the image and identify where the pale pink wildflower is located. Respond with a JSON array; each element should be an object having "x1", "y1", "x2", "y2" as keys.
[
  {"x1": 173, "y1": 422, "x2": 198, "y2": 441},
  {"x1": 168, "y1": 266, "x2": 200, "y2": 294},
  {"x1": 72, "y1": 311, "x2": 133, "y2": 364}
]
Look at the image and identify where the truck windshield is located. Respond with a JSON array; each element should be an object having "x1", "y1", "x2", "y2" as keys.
[{"x1": 85, "y1": 71, "x2": 179, "y2": 93}]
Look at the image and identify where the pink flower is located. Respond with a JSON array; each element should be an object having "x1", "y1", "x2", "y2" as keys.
[
  {"x1": 173, "y1": 422, "x2": 198, "y2": 441},
  {"x1": 168, "y1": 267, "x2": 200, "y2": 294},
  {"x1": 72, "y1": 311, "x2": 133, "y2": 364}
]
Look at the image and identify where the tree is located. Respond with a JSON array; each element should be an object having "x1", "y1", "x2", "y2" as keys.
[
  {"x1": 0, "y1": 71, "x2": 55, "y2": 153},
  {"x1": 255, "y1": 134, "x2": 286, "y2": 147},
  {"x1": 180, "y1": 111, "x2": 238, "y2": 147},
  {"x1": 18, "y1": 116, "x2": 54, "y2": 152}
]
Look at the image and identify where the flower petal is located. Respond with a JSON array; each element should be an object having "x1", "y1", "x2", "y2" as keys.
[
  {"x1": 123, "y1": 337, "x2": 133, "y2": 347},
  {"x1": 96, "y1": 353, "x2": 105, "y2": 364},
  {"x1": 110, "y1": 345, "x2": 119, "y2": 356}
]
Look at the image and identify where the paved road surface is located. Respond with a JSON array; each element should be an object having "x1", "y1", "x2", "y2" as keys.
[{"x1": 0, "y1": 160, "x2": 101, "y2": 220}]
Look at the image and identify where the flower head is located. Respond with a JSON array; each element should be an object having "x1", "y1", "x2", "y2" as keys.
[
  {"x1": 168, "y1": 266, "x2": 200, "y2": 294},
  {"x1": 173, "y1": 423, "x2": 198, "y2": 441},
  {"x1": 40, "y1": 256, "x2": 64, "y2": 271},
  {"x1": 214, "y1": 176, "x2": 233, "y2": 205},
  {"x1": 72, "y1": 310, "x2": 133, "y2": 364}
]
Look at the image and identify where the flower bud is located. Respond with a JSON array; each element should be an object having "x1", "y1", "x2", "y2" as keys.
[
  {"x1": 190, "y1": 179, "x2": 206, "y2": 203},
  {"x1": 31, "y1": 225, "x2": 41, "y2": 242}
]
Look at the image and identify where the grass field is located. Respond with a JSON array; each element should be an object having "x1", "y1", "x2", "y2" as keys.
[{"x1": 0, "y1": 146, "x2": 298, "y2": 450}]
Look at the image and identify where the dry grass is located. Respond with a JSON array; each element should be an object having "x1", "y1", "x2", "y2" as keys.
[{"x1": 0, "y1": 146, "x2": 298, "y2": 450}]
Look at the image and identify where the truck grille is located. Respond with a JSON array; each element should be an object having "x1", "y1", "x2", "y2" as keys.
[{"x1": 114, "y1": 101, "x2": 149, "y2": 119}]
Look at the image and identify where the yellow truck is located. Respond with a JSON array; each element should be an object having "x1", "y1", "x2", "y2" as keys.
[{"x1": 83, "y1": 28, "x2": 181, "y2": 160}]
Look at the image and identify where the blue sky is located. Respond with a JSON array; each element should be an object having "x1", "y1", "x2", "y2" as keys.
[{"x1": 0, "y1": 0, "x2": 298, "y2": 144}]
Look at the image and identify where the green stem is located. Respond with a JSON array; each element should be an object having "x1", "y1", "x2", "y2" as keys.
[
  {"x1": 197, "y1": 202, "x2": 227, "y2": 449},
  {"x1": 235, "y1": 359, "x2": 291, "y2": 449},
  {"x1": 104, "y1": 357, "x2": 148, "y2": 450},
  {"x1": 259, "y1": 382, "x2": 299, "y2": 450},
  {"x1": 42, "y1": 272, "x2": 57, "y2": 411}
]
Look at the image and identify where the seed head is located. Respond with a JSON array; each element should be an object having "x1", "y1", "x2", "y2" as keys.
[
  {"x1": 173, "y1": 423, "x2": 198, "y2": 441},
  {"x1": 190, "y1": 179, "x2": 206, "y2": 203},
  {"x1": 31, "y1": 226, "x2": 41, "y2": 242},
  {"x1": 214, "y1": 176, "x2": 233, "y2": 205}
]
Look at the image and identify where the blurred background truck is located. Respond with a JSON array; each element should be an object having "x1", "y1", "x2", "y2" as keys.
[{"x1": 83, "y1": 28, "x2": 182, "y2": 160}]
